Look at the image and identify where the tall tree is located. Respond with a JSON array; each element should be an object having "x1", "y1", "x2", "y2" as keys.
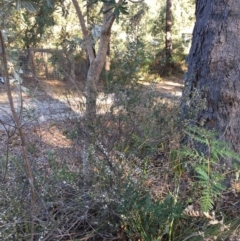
[
  {"x1": 182, "y1": 0, "x2": 240, "y2": 153},
  {"x1": 72, "y1": 0, "x2": 143, "y2": 184},
  {"x1": 165, "y1": 0, "x2": 172, "y2": 62}
]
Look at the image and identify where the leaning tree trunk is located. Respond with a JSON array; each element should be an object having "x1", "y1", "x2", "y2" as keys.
[
  {"x1": 182, "y1": 0, "x2": 240, "y2": 152},
  {"x1": 72, "y1": 0, "x2": 115, "y2": 185}
]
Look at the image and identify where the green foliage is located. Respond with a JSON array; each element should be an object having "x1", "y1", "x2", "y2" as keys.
[
  {"x1": 149, "y1": 0, "x2": 195, "y2": 74},
  {"x1": 151, "y1": 0, "x2": 195, "y2": 40},
  {"x1": 101, "y1": 0, "x2": 129, "y2": 23},
  {"x1": 22, "y1": 0, "x2": 64, "y2": 47},
  {"x1": 195, "y1": 166, "x2": 225, "y2": 211},
  {"x1": 118, "y1": 186, "x2": 182, "y2": 241},
  {"x1": 0, "y1": 156, "x2": 31, "y2": 240},
  {"x1": 106, "y1": 40, "x2": 151, "y2": 88},
  {"x1": 86, "y1": 0, "x2": 130, "y2": 24},
  {"x1": 47, "y1": 150, "x2": 79, "y2": 184},
  {"x1": 0, "y1": 0, "x2": 67, "y2": 48},
  {"x1": 181, "y1": 126, "x2": 240, "y2": 211}
]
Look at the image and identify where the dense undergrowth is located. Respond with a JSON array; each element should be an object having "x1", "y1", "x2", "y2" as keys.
[
  {"x1": 1, "y1": 78, "x2": 240, "y2": 241},
  {"x1": 1, "y1": 41, "x2": 240, "y2": 241}
]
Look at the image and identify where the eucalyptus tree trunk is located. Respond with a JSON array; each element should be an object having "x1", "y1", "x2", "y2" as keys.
[
  {"x1": 72, "y1": 0, "x2": 115, "y2": 118},
  {"x1": 72, "y1": 0, "x2": 116, "y2": 184},
  {"x1": 86, "y1": 1, "x2": 96, "y2": 62},
  {"x1": 165, "y1": 0, "x2": 172, "y2": 62},
  {"x1": 182, "y1": 0, "x2": 240, "y2": 153}
]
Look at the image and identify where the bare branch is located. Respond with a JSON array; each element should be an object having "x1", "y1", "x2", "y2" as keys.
[{"x1": 0, "y1": 30, "x2": 36, "y2": 241}]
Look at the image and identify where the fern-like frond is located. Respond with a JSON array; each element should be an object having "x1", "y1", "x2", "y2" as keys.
[
  {"x1": 195, "y1": 166, "x2": 209, "y2": 181},
  {"x1": 200, "y1": 189, "x2": 214, "y2": 212},
  {"x1": 181, "y1": 126, "x2": 234, "y2": 213}
]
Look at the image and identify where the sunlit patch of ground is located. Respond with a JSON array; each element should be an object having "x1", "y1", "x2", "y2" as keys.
[
  {"x1": 39, "y1": 79, "x2": 84, "y2": 98},
  {"x1": 0, "y1": 75, "x2": 184, "y2": 102},
  {"x1": 140, "y1": 80, "x2": 183, "y2": 95},
  {"x1": 0, "y1": 85, "x2": 30, "y2": 103},
  {"x1": 0, "y1": 120, "x2": 80, "y2": 173},
  {"x1": 0, "y1": 78, "x2": 84, "y2": 104},
  {"x1": 140, "y1": 74, "x2": 184, "y2": 93},
  {"x1": 33, "y1": 122, "x2": 73, "y2": 148}
]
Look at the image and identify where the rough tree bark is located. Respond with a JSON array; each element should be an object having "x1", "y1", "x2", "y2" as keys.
[{"x1": 182, "y1": 0, "x2": 240, "y2": 153}]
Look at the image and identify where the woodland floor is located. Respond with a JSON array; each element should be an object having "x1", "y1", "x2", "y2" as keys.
[
  {"x1": 0, "y1": 75, "x2": 183, "y2": 188},
  {"x1": 2, "y1": 76, "x2": 240, "y2": 240},
  {"x1": 0, "y1": 75, "x2": 183, "y2": 152}
]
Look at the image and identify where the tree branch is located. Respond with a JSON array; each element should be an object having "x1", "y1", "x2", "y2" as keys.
[
  {"x1": 72, "y1": 0, "x2": 95, "y2": 62},
  {"x1": 0, "y1": 30, "x2": 36, "y2": 241},
  {"x1": 94, "y1": 3, "x2": 116, "y2": 71},
  {"x1": 102, "y1": 3, "x2": 116, "y2": 33}
]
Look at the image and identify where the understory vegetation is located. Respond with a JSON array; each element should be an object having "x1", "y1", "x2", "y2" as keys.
[
  {"x1": 0, "y1": 1, "x2": 240, "y2": 241},
  {"x1": 1, "y1": 47, "x2": 240, "y2": 240},
  {"x1": 1, "y1": 96, "x2": 240, "y2": 241}
]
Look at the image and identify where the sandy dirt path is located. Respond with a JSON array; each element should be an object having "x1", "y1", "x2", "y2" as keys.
[{"x1": 0, "y1": 78, "x2": 183, "y2": 130}]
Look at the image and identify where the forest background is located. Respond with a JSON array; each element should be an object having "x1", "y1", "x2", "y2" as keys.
[{"x1": 0, "y1": 0, "x2": 240, "y2": 241}]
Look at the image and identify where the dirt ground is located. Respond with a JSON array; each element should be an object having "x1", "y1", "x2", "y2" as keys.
[
  {"x1": 0, "y1": 75, "x2": 183, "y2": 103},
  {"x1": 0, "y1": 75, "x2": 184, "y2": 174}
]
